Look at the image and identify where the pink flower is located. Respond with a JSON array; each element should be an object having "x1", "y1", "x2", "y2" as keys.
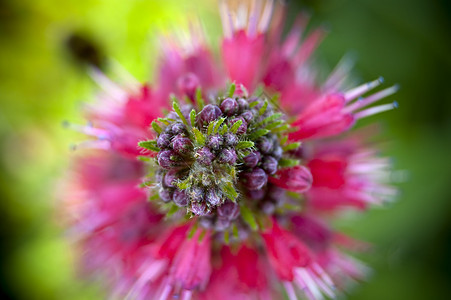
[
  {"x1": 63, "y1": 1, "x2": 398, "y2": 299},
  {"x1": 305, "y1": 137, "x2": 397, "y2": 211}
]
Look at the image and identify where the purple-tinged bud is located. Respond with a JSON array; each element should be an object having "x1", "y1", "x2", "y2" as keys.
[
  {"x1": 219, "y1": 148, "x2": 237, "y2": 165},
  {"x1": 199, "y1": 216, "x2": 214, "y2": 229},
  {"x1": 207, "y1": 134, "x2": 223, "y2": 151},
  {"x1": 190, "y1": 186, "x2": 204, "y2": 202},
  {"x1": 224, "y1": 133, "x2": 238, "y2": 147},
  {"x1": 166, "y1": 112, "x2": 178, "y2": 122},
  {"x1": 180, "y1": 105, "x2": 192, "y2": 121},
  {"x1": 215, "y1": 217, "x2": 230, "y2": 231},
  {"x1": 198, "y1": 104, "x2": 222, "y2": 124},
  {"x1": 269, "y1": 166, "x2": 313, "y2": 193},
  {"x1": 289, "y1": 145, "x2": 304, "y2": 158},
  {"x1": 159, "y1": 187, "x2": 173, "y2": 203},
  {"x1": 155, "y1": 170, "x2": 164, "y2": 184},
  {"x1": 273, "y1": 146, "x2": 283, "y2": 160},
  {"x1": 217, "y1": 200, "x2": 240, "y2": 220},
  {"x1": 229, "y1": 117, "x2": 247, "y2": 134},
  {"x1": 237, "y1": 98, "x2": 249, "y2": 111},
  {"x1": 248, "y1": 189, "x2": 265, "y2": 200},
  {"x1": 257, "y1": 137, "x2": 272, "y2": 154},
  {"x1": 172, "y1": 136, "x2": 193, "y2": 154},
  {"x1": 157, "y1": 133, "x2": 172, "y2": 149},
  {"x1": 262, "y1": 156, "x2": 278, "y2": 175},
  {"x1": 171, "y1": 122, "x2": 186, "y2": 135},
  {"x1": 158, "y1": 150, "x2": 178, "y2": 169},
  {"x1": 240, "y1": 110, "x2": 254, "y2": 123},
  {"x1": 243, "y1": 151, "x2": 261, "y2": 168},
  {"x1": 164, "y1": 170, "x2": 177, "y2": 187},
  {"x1": 191, "y1": 201, "x2": 209, "y2": 216},
  {"x1": 196, "y1": 147, "x2": 215, "y2": 165},
  {"x1": 206, "y1": 189, "x2": 221, "y2": 206},
  {"x1": 177, "y1": 73, "x2": 199, "y2": 100},
  {"x1": 261, "y1": 201, "x2": 276, "y2": 215},
  {"x1": 173, "y1": 189, "x2": 189, "y2": 207},
  {"x1": 220, "y1": 98, "x2": 239, "y2": 116},
  {"x1": 268, "y1": 185, "x2": 285, "y2": 200},
  {"x1": 243, "y1": 167, "x2": 268, "y2": 190}
]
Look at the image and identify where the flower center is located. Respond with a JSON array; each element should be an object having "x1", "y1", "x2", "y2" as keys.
[{"x1": 140, "y1": 85, "x2": 299, "y2": 234}]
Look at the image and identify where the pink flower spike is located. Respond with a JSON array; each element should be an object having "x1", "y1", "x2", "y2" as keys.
[
  {"x1": 169, "y1": 229, "x2": 212, "y2": 291},
  {"x1": 269, "y1": 165, "x2": 313, "y2": 193}
]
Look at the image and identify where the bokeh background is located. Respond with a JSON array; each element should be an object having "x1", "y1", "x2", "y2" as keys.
[{"x1": 0, "y1": 0, "x2": 450, "y2": 299}]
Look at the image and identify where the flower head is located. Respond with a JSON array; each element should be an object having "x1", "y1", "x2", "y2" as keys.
[{"x1": 63, "y1": 1, "x2": 398, "y2": 299}]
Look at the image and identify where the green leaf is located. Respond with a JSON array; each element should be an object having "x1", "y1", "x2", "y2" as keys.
[
  {"x1": 249, "y1": 100, "x2": 259, "y2": 108},
  {"x1": 157, "y1": 118, "x2": 170, "y2": 125},
  {"x1": 220, "y1": 181, "x2": 238, "y2": 201},
  {"x1": 137, "y1": 155, "x2": 152, "y2": 162},
  {"x1": 176, "y1": 177, "x2": 191, "y2": 189},
  {"x1": 269, "y1": 93, "x2": 280, "y2": 105},
  {"x1": 223, "y1": 230, "x2": 230, "y2": 244},
  {"x1": 265, "y1": 120, "x2": 284, "y2": 130},
  {"x1": 189, "y1": 109, "x2": 196, "y2": 127},
  {"x1": 257, "y1": 112, "x2": 283, "y2": 127},
  {"x1": 278, "y1": 158, "x2": 300, "y2": 168},
  {"x1": 240, "y1": 205, "x2": 258, "y2": 231},
  {"x1": 227, "y1": 83, "x2": 236, "y2": 97},
  {"x1": 280, "y1": 135, "x2": 288, "y2": 145},
  {"x1": 172, "y1": 99, "x2": 189, "y2": 126},
  {"x1": 232, "y1": 224, "x2": 239, "y2": 238},
  {"x1": 166, "y1": 205, "x2": 179, "y2": 218},
  {"x1": 188, "y1": 222, "x2": 199, "y2": 239},
  {"x1": 214, "y1": 117, "x2": 226, "y2": 134},
  {"x1": 248, "y1": 128, "x2": 270, "y2": 140},
  {"x1": 151, "y1": 121, "x2": 162, "y2": 134},
  {"x1": 219, "y1": 124, "x2": 228, "y2": 135},
  {"x1": 258, "y1": 100, "x2": 268, "y2": 116},
  {"x1": 230, "y1": 119, "x2": 243, "y2": 134},
  {"x1": 138, "y1": 140, "x2": 160, "y2": 152},
  {"x1": 207, "y1": 121, "x2": 215, "y2": 135},
  {"x1": 283, "y1": 142, "x2": 301, "y2": 151},
  {"x1": 192, "y1": 128, "x2": 206, "y2": 145},
  {"x1": 270, "y1": 124, "x2": 290, "y2": 133},
  {"x1": 236, "y1": 141, "x2": 254, "y2": 149},
  {"x1": 195, "y1": 87, "x2": 205, "y2": 109}
]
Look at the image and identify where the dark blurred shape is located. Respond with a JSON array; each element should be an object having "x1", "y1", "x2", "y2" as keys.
[{"x1": 66, "y1": 33, "x2": 105, "y2": 69}]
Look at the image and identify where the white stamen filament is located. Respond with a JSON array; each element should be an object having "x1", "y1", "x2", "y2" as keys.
[
  {"x1": 346, "y1": 85, "x2": 399, "y2": 113},
  {"x1": 258, "y1": 0, "x2": 274, "y2": 32},
  {"x1": 283, "y1": 281, "x2": 298, "y2": 300},
  {"x1": 88, "y1": 67, "x2": 128, "y2": 102},
  {"x1": 297, "y1": 268, "x2": 324, "y2": 300},
  {"x1": 344, "y1": 77, "x2": 384, "y2": 102},
  {"x1": 219, "y1": 0, "x2": 232, "y2": 38},
  {"x1": 355, "y1": 102, "x2": 398, "y2": 119}
]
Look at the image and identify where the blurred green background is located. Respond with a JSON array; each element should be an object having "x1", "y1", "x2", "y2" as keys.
[{"x1": 0, "y1": 0, "x2": 450, "y2": 299}]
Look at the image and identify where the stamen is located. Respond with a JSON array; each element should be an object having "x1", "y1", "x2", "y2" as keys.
[
  {"x1": 283, "y1": 281, "x2": 298, "y2": 300},
  {"x1": 247, "y1": 0, "x2": 261, "y2": 36},
  {"x1": 219, "y1": 0, "x2": 233, "y2": 38},
  {"x1": 88, "y1": 67, "x2": 128, "y2": 102},
  {"x1": 346, "y1": 85, "x2": 399, "y2": 113},
  {"x1": 293, "y1": 29, "x2": 325, "y2": 67},
  {"x1": 181, "y1": 290, "x2": 192, "y2": 300},
  {"x1": 312, "y1": 263, "x2": 335, "y2": 290},
  {"x1": 354, "y1": 102, "x2": 398, "y2": 119},
  {"x1": 258, "y1": 0, "x2": 274, "y2": 32},
  {"x1": 62, "y1": 121, "x2": 110, "y2": 138},
  {"x1": 70, "y1": 140, "x2": 110, "y2": 151},
  {"x1": 324, "y1": 55, "x2": 354, "y2": 91},
  {"x1": 344, "y1": 77, "x2": 384, "y2": 102},
  {"x1": 296, "y1": 268, "x2": 324, "y2": 300},
  {"x1": 236, "y1": 2, "x2": 248, "y2": 30}
]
